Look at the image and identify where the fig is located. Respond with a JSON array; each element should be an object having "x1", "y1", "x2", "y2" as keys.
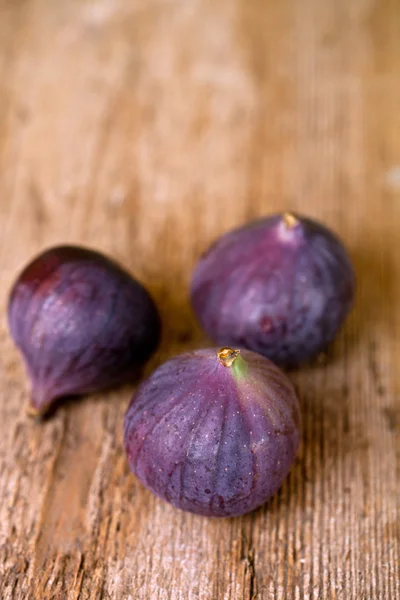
[
  {"x1": 191, "y1": 213, "x2": 355, "y2": 367},
  {"x1": 124, "y1": 347, "x2": 300, "y2": 517},
  {"x1": 8, "y1": 245, "x2": 161, "y2": 415}
]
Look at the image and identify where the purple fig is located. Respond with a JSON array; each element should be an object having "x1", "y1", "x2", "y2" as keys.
[
  {"x1": 8, "y1": 245, "x2": 161, "y2": 415},
  {"x1": 191, "y1": 213, "x2": 355, "y2": 367},
  {"x1": 124, "y1": 347, "x2": 300, "y2": 517}
]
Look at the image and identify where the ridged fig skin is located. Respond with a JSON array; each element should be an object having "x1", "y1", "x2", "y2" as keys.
[
  {"x1": 190, "y1": 213, "x2": 356, "y2": 367},
  {"x1": 124, "y1": 348, "x2": 300, "y2": 517},
  {"x1": 8, "y1": 245, "x2": 161, "y2": 414}
]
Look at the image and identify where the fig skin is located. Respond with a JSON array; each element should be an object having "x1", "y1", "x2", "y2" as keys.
[
  {"x1": 8, "y1": 245, "x2": 161, "y2": 414},
  {"x1": 190, "y1": 213, "x2": 356, "y2": 367},
  {"x1": 124, "y1": 347, "x2": 300, "y2": 517}
]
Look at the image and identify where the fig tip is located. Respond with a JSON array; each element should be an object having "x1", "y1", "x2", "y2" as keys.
[{"x1": 26, "y1": 404, "x2": 45, "y2": 418}]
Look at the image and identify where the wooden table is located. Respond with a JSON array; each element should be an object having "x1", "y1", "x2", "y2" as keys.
[{"x1": 0, "y1": 1, "x2": 399, "y2": 598}]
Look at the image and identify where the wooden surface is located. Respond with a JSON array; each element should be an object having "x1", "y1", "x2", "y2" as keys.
[{"x1": 0, "y1": 0, "x2": 399, "y2": 598}]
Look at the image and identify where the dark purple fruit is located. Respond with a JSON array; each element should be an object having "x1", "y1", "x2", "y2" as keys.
[
  {"x1": 191, "y1": 213, "x2": 355, "y2": 367},
  {"x1": 124, "y1": 347, "x2": 300, "y2": 517},
  {"x1": 8, "y1": 245, "x2": 161, "y2": 414}
]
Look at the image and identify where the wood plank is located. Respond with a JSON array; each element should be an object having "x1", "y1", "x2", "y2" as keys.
[{"x1": 0, "y1": 0, "x2": 398, "y2": 598}]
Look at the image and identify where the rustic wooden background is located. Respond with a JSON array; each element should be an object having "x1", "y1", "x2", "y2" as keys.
[{"x1": 0, "y1": 0, "x2": 399, "y2": 598}]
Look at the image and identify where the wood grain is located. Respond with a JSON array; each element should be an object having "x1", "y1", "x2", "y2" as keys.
[{"x1": 0, "y1": 0, "x2": 399, "y2": 598}]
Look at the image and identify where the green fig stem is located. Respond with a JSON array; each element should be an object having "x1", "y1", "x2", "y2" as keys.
[
  {"x1": 217, "y1": 347, "x2": 248, "y2": 380},
  {"x1": 283, "y1": 212, "x2": 298, "y2": 229}
]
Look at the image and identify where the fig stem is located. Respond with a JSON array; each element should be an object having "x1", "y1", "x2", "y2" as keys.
[
  {"x1": 218, "y1": 347, "x2": 240, "y2": 367},
  {"x1": 283, "y1": 212, "x2": 298, "y2": 229},
  {"x1": 218, "y1": 348, "x2": 248, "y2": 380},
  {"x1": 26, "y1": 404, "x2": 44, "y2": 418}
]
